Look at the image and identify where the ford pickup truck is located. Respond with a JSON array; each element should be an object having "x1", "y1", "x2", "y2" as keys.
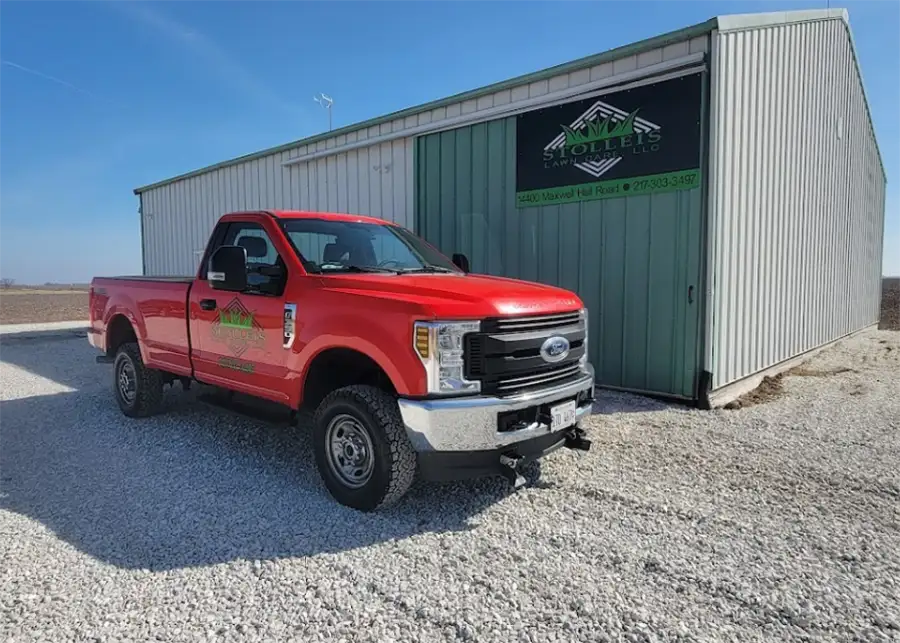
[{"x1": 89, "y1": 210, "x2": 595, "y2": 510}]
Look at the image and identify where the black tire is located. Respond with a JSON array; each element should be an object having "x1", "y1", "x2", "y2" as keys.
[
  {"x1": 113, "y1": 341, "x2": 164, "y2": 418},
  {"x1": 312, "y1": 385, "x2": 416, "y2": 511}
]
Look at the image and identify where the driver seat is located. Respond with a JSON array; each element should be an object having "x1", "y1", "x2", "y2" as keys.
[{"x1": 322, "y1": 243, "x2": 350, "y2": 264}]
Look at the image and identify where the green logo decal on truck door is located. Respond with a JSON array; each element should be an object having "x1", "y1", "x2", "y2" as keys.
[{"x1": 211, "y1": 297, "x2": 266, "y2": 358}]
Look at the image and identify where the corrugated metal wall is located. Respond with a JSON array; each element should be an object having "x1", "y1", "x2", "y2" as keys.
[
  {"x1": 140, "y1": 139, "x2": 414, "y2": 276},
  {"x1": 416, "y1": 116, "x2": 705, "y2": 398},
  {"x1": 846, "y1": 46, "x2": 887, "y2": 332},
  {"x1": 706, "y1": 16, "x2": 886, "y2": 390},
  {"x1": 138, "y1": 34, "x2": 709, "y2": 277}
]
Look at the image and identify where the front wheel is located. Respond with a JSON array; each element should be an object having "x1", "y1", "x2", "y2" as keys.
[{"x1": 312, "y1": 385, "x2": 416, "y2": 511}]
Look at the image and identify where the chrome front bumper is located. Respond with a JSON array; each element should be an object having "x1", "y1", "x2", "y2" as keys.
[{"x1": 398, "y1": 364, "x2": 595, "y2": 452}]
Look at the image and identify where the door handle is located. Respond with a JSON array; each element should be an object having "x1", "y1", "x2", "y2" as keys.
[
  {"x1": 199, "y1": 298, "x2": 217, "y2": 311},
  {"x1": 688, "y1": 286, "x2": 694, "y2": 304}
]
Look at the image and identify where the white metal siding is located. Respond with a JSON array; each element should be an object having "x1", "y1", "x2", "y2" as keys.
[
  {"x1": 139, "y1": 36, "x2": 708, "y2": 276},
  {"x1": 140, "y1": 139, "x2": 414, "y2": 276},
  {"x1": 847, "y1": 59, "x2": 886, "y2": 333},
  {"x1": 706, "y1": 17, "x2": 885, "y2": 389}
]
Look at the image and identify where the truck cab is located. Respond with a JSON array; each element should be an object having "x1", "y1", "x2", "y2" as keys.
[{"x1": 89, "y1": 210, "x2": 595, "y2": 510}]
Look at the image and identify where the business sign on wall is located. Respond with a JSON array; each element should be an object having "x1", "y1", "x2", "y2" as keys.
[{"x1": 515, "y1": 73, "x2": 702, "y2": 208}]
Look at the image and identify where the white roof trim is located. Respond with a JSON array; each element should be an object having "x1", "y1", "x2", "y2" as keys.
[{"x1": 716, "y1": 8, "x2": 848, "y2": 32}]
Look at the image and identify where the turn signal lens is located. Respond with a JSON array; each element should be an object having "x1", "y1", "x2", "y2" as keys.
[{"x1": 415, "y1": 325, "x2": 430, "y2": 358}]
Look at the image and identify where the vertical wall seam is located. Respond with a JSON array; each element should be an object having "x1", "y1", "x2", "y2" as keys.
[
  {"x1": 702, "y1": 31, "x2": 719, "y2": 382},
  {"x1": 644, "y1": 196, "x2": 653, "y2": 391},
  {"x1": 138, "y1": 193, "x2": 146, "y2": 275},
  {"x1": 844, "y1": 28, "x2": 855, "y2": 333},
  {"x1": 747, "y1": 27, "x2": 761, "y2": 377}
]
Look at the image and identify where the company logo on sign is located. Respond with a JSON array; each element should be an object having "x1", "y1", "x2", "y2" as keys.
[
  {"x1": 540, "y1": 336, "x2": 570, "y2": 363},
  {"x1": 514, "y1": 74, "x2": 702, "y2": 208},
  {"x1": 211, "y1": 297, "x2": 265, "y2": 357},
  {"x1": 543, "y1": 103, "x2": 662, "y2": 179}
]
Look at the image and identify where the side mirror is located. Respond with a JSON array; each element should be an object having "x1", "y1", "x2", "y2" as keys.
[
  {"x1": 452, "y1": 253, "x2": 470, "y2": 273},
  {"x1": 208, "y1": 245, "x2": 247, "y2": 291}
]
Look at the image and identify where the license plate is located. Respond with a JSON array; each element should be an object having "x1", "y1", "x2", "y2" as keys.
[{"x1": 550, "y1": 400, "x2": 577, "y2": 431}]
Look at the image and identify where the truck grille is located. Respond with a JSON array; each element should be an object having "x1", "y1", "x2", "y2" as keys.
[
  {"x1": 482, "y1": 311, "x2": 583, "y2": 334},
  {"x1": 494, "y1": 363, "x2": 583, "y2": 395},
  {"x1": 466, "y1": 310, "x2": 586, "y2": 397}
]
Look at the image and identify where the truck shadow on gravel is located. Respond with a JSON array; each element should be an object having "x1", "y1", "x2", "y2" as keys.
[
  {"x1": 0, "y1": 339, "x2": 525, "y2": 571},
  {"x1": 590, "y1": 390, "x2": 676, "y2": 415}
]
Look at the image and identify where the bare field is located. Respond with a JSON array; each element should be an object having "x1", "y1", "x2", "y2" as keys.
[
  {"x1": 1, "y1": 289, "x2": 89, "y2": 295},
  {"x1": 0, "y1": 291, "x2": 89, "y2": 324},
  {"x1": 880, "y1": 277, "x2": 900, "y2": 331}
]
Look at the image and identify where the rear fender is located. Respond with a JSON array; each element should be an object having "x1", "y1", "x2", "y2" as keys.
[{"x1": 102, "y1": 298, "x2": 149, "y2": 363}]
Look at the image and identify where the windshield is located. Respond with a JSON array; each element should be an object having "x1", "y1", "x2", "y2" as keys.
[{"x1": 279, "y1": 218, "x2": 461, "y2": 275}]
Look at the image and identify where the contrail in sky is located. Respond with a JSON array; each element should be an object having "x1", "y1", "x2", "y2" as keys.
[{"x1": 1, "y1": 59, "x2": 96, "y2": 98}]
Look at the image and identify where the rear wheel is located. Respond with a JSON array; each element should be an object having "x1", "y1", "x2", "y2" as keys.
[
  {"x1": 312, "y1": 385, "x2": 416, "y2": 511},
  {"x1": 113, "y1": 341, "x2": 164, "y2": 417}
]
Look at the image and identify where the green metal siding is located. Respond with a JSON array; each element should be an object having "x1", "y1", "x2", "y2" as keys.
[{"x1": 416, "y1": 117, "x2": 704, "y2": 398}]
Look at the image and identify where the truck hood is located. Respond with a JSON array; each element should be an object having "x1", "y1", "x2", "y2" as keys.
[{"x1": 317, "y1": 272, "x2": 583, "y2": 318}]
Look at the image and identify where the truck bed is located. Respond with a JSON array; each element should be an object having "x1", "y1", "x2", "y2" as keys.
[{"x1": 90, "y1": 276, "x2": 194, "y2": 377}]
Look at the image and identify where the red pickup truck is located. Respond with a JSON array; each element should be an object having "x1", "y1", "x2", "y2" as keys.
[{"x1": 89, "y1": 210, "x2": 595, "y2": 510}]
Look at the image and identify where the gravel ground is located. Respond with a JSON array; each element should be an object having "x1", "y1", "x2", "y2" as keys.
[
  {"x1": 1, "y1": 330, "x2": 898, "y2": 643},
  {"x1": 0, "y1": 292, "x2": 89, "y2": 324}
]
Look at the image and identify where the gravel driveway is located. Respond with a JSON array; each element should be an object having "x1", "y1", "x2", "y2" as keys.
[{"x1": 1, "y1": 330, "x2": 898, "y2": 642}]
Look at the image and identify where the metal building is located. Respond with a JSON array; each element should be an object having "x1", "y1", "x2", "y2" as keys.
[{"x1": 134, "y1": 8, "x2": 886, "y2": 407}]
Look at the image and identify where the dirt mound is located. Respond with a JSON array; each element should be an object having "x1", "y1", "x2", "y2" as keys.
[
  {"x1": 880, "y1": 277, "x2": 899, "y2": 331},
  {"x1": 724, "y1": 373, "x2": 786, "y2": 409}
]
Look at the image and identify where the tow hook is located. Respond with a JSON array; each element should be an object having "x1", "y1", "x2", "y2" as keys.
[
  {"x1": 499, "y1": 454, "x2": 527, "y2": 489},
  {"x1": 564, "y1": 427, "x2": 592, "y2": 452}
]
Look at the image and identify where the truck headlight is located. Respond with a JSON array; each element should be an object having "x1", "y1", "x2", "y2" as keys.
[{"x1": 413, "y1": 320, "x2": 481, "y2": 395}]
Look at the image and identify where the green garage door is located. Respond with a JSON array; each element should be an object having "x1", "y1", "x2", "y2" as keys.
[{"x1": 415, "y1": 114, "x2": 705, "y2": 399}]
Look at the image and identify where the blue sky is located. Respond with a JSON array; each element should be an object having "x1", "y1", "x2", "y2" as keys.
[{"x1": 1, "y1": 0, "x2": 897, "y2": 284}]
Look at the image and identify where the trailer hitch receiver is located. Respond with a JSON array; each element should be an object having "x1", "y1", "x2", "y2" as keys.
[
  {"x1": 499, "y1": 454, "x2": 527, "y2": 489},
  {"x1": 564, "y1": 427, "x2": 592, "y2": 452}
]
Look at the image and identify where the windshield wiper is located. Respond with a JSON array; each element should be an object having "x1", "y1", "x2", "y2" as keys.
[
  {"x1": 321, "y1": 265, "x2": 398, "y2": 274},
  {"x1": 397, "y1": 266, "x2": 456, "y2": 274}
]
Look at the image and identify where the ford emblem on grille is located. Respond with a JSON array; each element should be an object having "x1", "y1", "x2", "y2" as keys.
[{"x1": 540, "y1": 336, "x2": 570, "y2": 363}]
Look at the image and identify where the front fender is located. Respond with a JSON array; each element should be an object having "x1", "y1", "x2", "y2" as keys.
[{"x1": 289, "y1": 313, "x2": 425, "y2": 406}]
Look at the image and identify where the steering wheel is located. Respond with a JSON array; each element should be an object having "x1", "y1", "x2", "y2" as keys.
[{"x1": 376, "y1": 259, "x2": 403, "y2": 269}]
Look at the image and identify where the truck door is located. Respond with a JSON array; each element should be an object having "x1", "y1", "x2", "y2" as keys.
[{"x1": 189, "y1": 220, "x2": 293, "y2": 405}]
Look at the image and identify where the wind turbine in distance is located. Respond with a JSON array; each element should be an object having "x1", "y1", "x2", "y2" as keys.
[{"x1": 313, "y1": 93, "x2": 334, "y2": 131}]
